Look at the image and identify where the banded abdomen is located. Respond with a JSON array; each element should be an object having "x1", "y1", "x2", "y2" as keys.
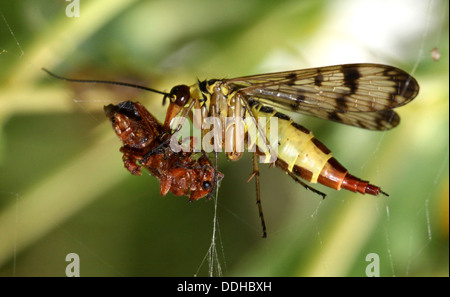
[{"x1": 247, "y1": 100, "x2": 387, "y2": 196}]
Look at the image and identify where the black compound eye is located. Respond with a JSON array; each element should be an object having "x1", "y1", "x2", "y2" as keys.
[
  {"x1": 202, "y1": 181, "x2": 212, "y2": 190},
  {"x1": 169, "y1": 85, "x2": 190, "y2": 106}
]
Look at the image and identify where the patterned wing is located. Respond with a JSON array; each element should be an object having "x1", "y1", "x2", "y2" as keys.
[{"x1": 223, "y1": 64, "x2": 419, "y2": 130}]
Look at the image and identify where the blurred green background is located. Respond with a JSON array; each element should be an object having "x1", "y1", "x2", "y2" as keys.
[{"x1": 0, "y1": 0, "x2": 448, "y2": 277}]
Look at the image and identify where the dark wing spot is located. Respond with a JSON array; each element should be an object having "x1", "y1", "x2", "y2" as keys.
[
  {"x1": 289, "y1": 95, "x2": 305, "y2": 110},
  {"x1": 396, "y1": 75, "x2": 419, "y2": 101},
  {"x1": 336, "y1": 96, "x2": 348, "y2": 112},
  {"x1": 286, "y1": 73, "x2": 297, "y2": 85},
  {"x1": 343, "y1": 67, "x2": 361, "y2": 81},
  {"x1": 343, "y1": 67, "x2": 361, "y2": 93},
  {"x1": 381, "y1": 110, "x2": 400, "y2": 129},
  {"x1": 297, "y1": 94, "x2": 305, "y2": 102},
  {"x1": 314, "y1": 73, "x2": 324, "y2": 86},
  {"x1": 328, "y1": 112, "x2": 341, "y2": 122}
]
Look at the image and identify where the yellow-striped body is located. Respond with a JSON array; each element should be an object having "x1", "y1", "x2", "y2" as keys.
[{"x1": 247, "y1": 102, "x2": 332, "y2": 184}]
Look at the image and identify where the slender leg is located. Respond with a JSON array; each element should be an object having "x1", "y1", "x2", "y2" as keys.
[
  {"x1": 253, "y1": 152, "x2": 267, "y2": 238},
  {"x1": 239, "y1": 93, "x2": 277, "y2": 164}
]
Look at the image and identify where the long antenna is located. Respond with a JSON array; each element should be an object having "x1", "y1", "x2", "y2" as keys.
[{"x1": 42, "y1": 68, "x2": 172, "y2": 98}]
